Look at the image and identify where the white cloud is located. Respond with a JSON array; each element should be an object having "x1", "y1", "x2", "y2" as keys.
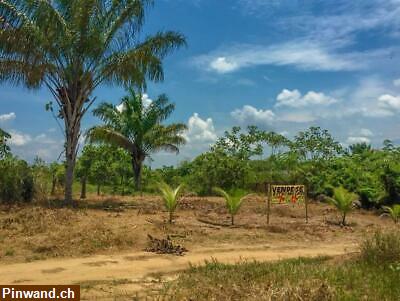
[
  {"x1": 210, "y1": 57, "x2": 239, "y2": 73},
  {"x1": 7, "y1": 130, "x2": 64, "y2": 161},
  {"x1": 359, "y1": 128, "x2": 373, "y2": 137},
  {"x1": 277, "y1": 112, "x2": 316, "y2": 123},
  {"x1": 393, "y1": 78, "x2": 400, "y2": 87},
  {"x1": 194, "y1": 41, "x2": 390, "y2": 74},
  {"x1": 8, "y1": 130, "x2": 32, "y2": 146},
  {"x1": 231, "y1": 105, "x2": 275, "y2": 126},
  {"x1": 347, "y1": 136, "x2": 371, "y2": 144},
  {"x1": 185, "y1": 113, "x2": 217, "y2": 142},
  {"x1": 276, "y1": 89, "x2": 337, "y2": 108},
  {"x1": 0, "y1": 112, "x2": 16, "y2": 123},
  {"x1": 378, "y1": 94, "x2": 400, "y2": 113}
]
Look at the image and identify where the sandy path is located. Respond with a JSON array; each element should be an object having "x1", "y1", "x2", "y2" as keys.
[{"x1": 0, "y1": 241, "x2": 357, "y2": 287}]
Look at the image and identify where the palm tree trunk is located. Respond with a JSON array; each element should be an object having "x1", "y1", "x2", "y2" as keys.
[
  {"x1": 64, "y1": 155, "x2": 75, "y2": 206},
  {"x1": 80, "y1": 176, "x2": 87, "y2": 199},
  {"x1": 64, "y1": 108, "x2": 82, "y2": 206},
  {"x1": 97, "y1": 184, "x2": 101, "y2": 196},
  {"x1": 132, "y1": 156, "x2": 143, "y2": 192},
  {"x1": 342, "y1": 213, "x2": 346, "y2": 226},
  {"x1": 169, "y1": 211, "x2": 173, "y2": 224},
  {"x1": 231, "y1": 214, "x2": 234, "y2": 226}
]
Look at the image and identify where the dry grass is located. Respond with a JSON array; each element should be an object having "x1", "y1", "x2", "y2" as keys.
[{"x1": 0, "y1": 194, "x2": 395, "y2": 263}]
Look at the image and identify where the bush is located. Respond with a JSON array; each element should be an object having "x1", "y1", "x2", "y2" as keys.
[
  {"x1": 0, "y1": 157, "x2": 34, "y2": 204},
  {"x1": 360, "y1": 231, "x2": 400, "y2": 266}
]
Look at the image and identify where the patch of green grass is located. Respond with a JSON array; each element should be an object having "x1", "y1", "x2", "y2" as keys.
[
  {"x1": 155, "y1": 257, "x2": 399, "y2": 301},
  {"x1": 4, "y1": 249, "x2": 14, "y2": 256},
  {"x1": 153, "y1": 232, "x2": 400, "y2": 301}
]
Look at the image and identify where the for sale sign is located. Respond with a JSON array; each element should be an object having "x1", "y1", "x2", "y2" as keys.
[{"x1": 270, "y1": 185, "x2": 306, "y2": 204}]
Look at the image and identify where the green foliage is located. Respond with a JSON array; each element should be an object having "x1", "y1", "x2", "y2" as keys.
[
  {"x1": 213, "y1": 187, "x2": 247, "y2": 225},
  {"x1": 291, "y1": 126, "x2": 343, "y2": 161},
  {"x1": 0, "y1": 128, "x2": 11, "y2": 159},
  {"x1": 0, "y1": 0, "x2": 186, "y2": 204},
  {"x1": 326, "y1": 187, "x2": 358, "y2": 225},
  {"x1": 0, "y1": 156, "x2": 34, "y2": 203},
  {"x1": 158, "y1": 182, "x2": 184, "y2": 223},
  {"x1": 382, "y1": 205, "x2": 400, "y2": 224}
]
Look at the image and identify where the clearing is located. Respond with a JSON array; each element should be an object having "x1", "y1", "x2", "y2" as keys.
[{"x1": 0, "y1": 195, "x2": 395, "y2": 299}]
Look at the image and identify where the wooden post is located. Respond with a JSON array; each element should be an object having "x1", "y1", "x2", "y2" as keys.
[
  {"x1": 267, "y1": 183, "x2": 271, "y2": 225},
  {"x1": 305, "y1": 185, "x2": 309, "y2": 224}
]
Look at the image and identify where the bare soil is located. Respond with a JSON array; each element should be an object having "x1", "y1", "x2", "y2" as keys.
[{"x1": 0, "y1": 195, "x2": 395, "y2": 300}]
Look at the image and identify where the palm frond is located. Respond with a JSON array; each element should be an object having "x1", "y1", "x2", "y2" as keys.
[{"x1": 86, "y1": 126, "x2": 135, "y2": 152}]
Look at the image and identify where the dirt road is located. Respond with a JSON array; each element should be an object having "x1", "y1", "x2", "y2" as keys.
[{"x1": 0, "y1": 241, "x2": 358, "y2": 299}]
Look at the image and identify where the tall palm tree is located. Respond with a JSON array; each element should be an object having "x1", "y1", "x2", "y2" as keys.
[
  {"x1": 0, "y1": 0, "x2": 186, "y2": 205},
  {"x1": 87, "y1": 89, "x2": 187, "y2": 190}
]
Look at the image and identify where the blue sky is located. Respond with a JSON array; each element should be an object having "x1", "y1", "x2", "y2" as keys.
[{"x1": 1, "y1": 0, "x2": 400, "y2": 166}]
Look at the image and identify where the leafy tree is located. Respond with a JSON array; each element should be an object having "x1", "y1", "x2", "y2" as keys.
[
  {"x1": 0, "y1": 0, "x2": 186, "y2": 205},
  {"x1": 188, "y1": 150, "x2": 249, "y2": 195},
  {"x1": 88, "y1": 89, "x2": 187, "y2": 191},
  {"x1": 291, "y1": 127, "x2": 342, "y2": 161},
  {"x1": 212, "y1": 126, "x2": 263, "y2": 160},
  {"x1": 158, "y1": 182, "x2": 183, "y2": 223},
  {"x1": 213, "y1": 187, "x2": 247, "y2": 226},
  {"x1": 0, "y1": 156, "x2": 34, "y2": 203},
  {"x1": 0, "y1": 128, "x2": 11, "y2": 159},
  {"x1": 263, "y1": 131, "x2": 290, "y2": 156},
  {"x1": 326, "y1": 187, "x2": 358, "y2": 226},
  {"x1": 349, "y1": 142, "x2": 372, "y2": 155}
]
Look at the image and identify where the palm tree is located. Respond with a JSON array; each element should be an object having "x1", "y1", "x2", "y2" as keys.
[
  {"x1": 87, "y1": 89, "x2": 187, "y2": 190},
  {"x1": 213, "y1": 187, "x2": 248, "y2": 226},
  {"x1": 326, "y1": 186, "x2": 358, "y2": 226},
  {"x1": 0, "y1": 0, "x2": 186, "y2": 205},
  {"x1": 158, "y1": 182, "x2": 183, "y2": 223}
]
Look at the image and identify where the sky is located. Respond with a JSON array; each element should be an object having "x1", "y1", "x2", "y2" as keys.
[{"x1": 1, "y1": 0, "x2": 400, "y2": 167}]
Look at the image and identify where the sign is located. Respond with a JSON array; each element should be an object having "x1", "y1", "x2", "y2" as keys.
[
  {"x1": 265, "y1": 184, "x2": 309, "y2": 224},
  {"x1": 270, "y1": 185, "x2": 305, "y2": 204}
]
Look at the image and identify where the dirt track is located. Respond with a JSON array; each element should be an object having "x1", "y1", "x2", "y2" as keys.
[{"x1": 0, "y1": 241, "x2": 358, "y2": 300}]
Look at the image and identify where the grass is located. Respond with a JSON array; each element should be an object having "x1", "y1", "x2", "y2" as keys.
[{"x1": 153, "y1": 232, "x2": 400, "y2": 301}]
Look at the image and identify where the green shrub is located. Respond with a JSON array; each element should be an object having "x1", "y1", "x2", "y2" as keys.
[
  {"x1": 0, "y1": 157, "x2": 34, "y2": 203},
  {"x1": 361, "y1": 231, "x2": 400, "y2": 266}
]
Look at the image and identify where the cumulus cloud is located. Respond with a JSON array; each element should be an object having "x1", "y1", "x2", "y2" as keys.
[
  {"x1": 7, "y1": 130, "x2": 63, "y2": 161},
  {"x1": 231, "y1": 105, "x2": 275, "y2": 125},
  {"x1": 378, "y1": 94, "x2": 400, "y2": 113},
  {"x1": 210, "y1": 57, "x2": 239, "y2": 73},
  {"x1": 276, "y1": 89, "x2": 337, "y2": 108},
  {"x1": 0, "y1": 112, "x2": 16, "y2": 123},
  {"x1": 184, "y1": 113, "x2": 217, "y2": 143},
  {"x1": 346, "y1": 136, "x2": 371, "y2": 144},
  {"x1": 8, "y1": 130, "x2": 32, "y2": 146}
]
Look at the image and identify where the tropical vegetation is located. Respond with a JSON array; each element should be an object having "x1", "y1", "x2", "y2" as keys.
[
  {"x1": 87, "y1": 89, "x2": 187, "y2": 191},
  {"x1": 0, "y1": 0, "x2": 186, "y2": 204}
]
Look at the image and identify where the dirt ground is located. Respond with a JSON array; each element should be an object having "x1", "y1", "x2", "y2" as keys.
[{"x1": 0, "y1": 195, "x2": 396, "y2": 300}]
